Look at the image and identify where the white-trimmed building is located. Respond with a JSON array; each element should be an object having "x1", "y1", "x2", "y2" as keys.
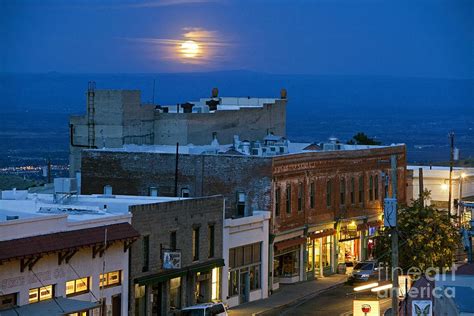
[
  {"x1": 222, "y1": 211, "x2": 270, "y2": 308},
  {"x1": 0, "y1": 190, "x2": 176, "y2": 315}
]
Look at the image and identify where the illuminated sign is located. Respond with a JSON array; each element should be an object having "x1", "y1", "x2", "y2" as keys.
[
  {"x1": 398, "y1": 275, "x2": 412, "y2": 298},
  {"x1": 353, "y1": 299, "x2": 380, "y2": 316}
]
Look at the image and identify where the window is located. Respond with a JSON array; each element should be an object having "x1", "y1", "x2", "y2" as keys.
[
  {"x1": 237, "y1": 192, "x2": 246, "y2": 217},
  {"x1": 310, "y1": 181, "x2": 315, "y2": 209},
  {"x1": 103, "y1": 185, "x2": 112, "y2": 196},
  {"x1": 297, "y1": 183, "x2": 303, "y2": 211},
  {"x1": 208, "y1": 225, "x2": 215, "y2": 258},
  {"x1": 66, "y1": 277, "x2": 90, "y2": 297},
  {"x1": 275, "y1": 187, "x2": 281, "y2": 216},
  {"x1": 29, "y1": 285, "x2": 53, "y2": 303},
  {"x1": 211, "y1": 267, "x2": 220, "y2": 301},
  {"x1": 369, "y1": 175, "x2": 374, "y2": 201},
  {"x1": 170, "y1": 231, "x2": 177, "y2": 250},
  {"x1": 340, "y1": 178, "x2": 346, "y2": 205},
  {"x1": 142, "y1": 235, "x2": 149, "y2": 272},
  {"x1": 0, "y1": 293, "x2": 17, "y2": 310},
  {"x1": 286, "y1": 184, "x2": 291, "y2": 214},
  {"x1": 359, "y1": 176, "x2": 364, "y2": 204},
  {"x1": 375, "y1": 175, "x2": 379, "y2": 200},
  {"x1": 228, "y1": 243, "x2": 262, "y2": 297},
  {"x1": 100, "y1": 270, "x2": 121, "y2": 288},
  {"x1": 350, "y1": 178, "x2": 355, "y2": 204},
  {"x1": 149, "y1": 187, "x2": 158, "y2": 197},
  {"x1": 326, "y1": 180, "x2": 332, "y2": 207},
  {"x1": 192, "y1": 227, "x2": 200, "y2": 261},
  {"x1": 181, "y1": 188, "x2": 190, "y2": 197},
  {"x1": 169, "y1": 277, "x2": 181, "y2": 310}
]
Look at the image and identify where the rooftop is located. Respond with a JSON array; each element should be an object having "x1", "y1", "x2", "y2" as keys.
[
  {"x1": 0, "y1": 192, "x2": 186, "y2": 223},
  {"x1": 160, "y1": 97, "x2": 281, "y2": 113},
  {"x1": 90, "y1": 135, "x2": 400, "y2": 158}
]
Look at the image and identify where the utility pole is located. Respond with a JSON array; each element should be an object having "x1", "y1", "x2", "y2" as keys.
[
  {"x1": 419, "y1": 168, "x2": 424, "y2": 207},
  {"x1": 390, "y1": 154, "x2": 399, "y2": 316},
  {"x1": 448, "y1": 132, "x2": 454, "y2": 218}
]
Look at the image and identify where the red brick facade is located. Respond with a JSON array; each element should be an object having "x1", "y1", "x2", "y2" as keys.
[{"x1": 271, "y1": 145, "x2": 406, "y2": 235}]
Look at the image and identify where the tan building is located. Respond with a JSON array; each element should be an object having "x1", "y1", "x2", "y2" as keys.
[{"x1": 69, "y1": 86, "x2": 287, "y2": 179}]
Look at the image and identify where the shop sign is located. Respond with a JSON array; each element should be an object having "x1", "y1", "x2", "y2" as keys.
[
  {"x1": 347, "y1": 222, "x2": 358, "y2": 237},
  {"x1": 163, "y1": 250, "x2": 181, "y2": 269},
  {"x1": 353, "y1": 299, "x2": 380, "y2": 316},
  {"x1": 368, "y1": 226, "x2": 377, "y2": 236},
  {"x1": 411, "y1": 300, "x2": 432, "y2": 316}
]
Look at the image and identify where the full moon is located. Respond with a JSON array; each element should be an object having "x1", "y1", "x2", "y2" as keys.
[{"x1": 180, "y1": 40, "x2": 200, "y2": 58}]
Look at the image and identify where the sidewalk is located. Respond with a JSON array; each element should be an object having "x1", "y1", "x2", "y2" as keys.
[{"x1": 228, "y1": 274, "x2": 347, "y2": 316}]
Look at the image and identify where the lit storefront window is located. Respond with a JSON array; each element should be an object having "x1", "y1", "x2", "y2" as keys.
[
  {"x1": 274, "y1": 246, "x2": 300, "y2": 279},
  {"x1": 169, "y1": 277, "x2": 181, "y2": 310},
  {"x1": 211, "y1": 267, "x2": 220, "y2": 301}
]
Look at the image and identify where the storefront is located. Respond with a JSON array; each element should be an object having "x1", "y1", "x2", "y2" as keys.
[
  {"x1": 135, "y1": 259, "x2": 224, "y2": 316},
  {"x1": 306, "y1": 229, "x2": 334, "y2": 279},
  {"x1": 273, "y1": 239, "x2": 304, "y2": 284},
  {"x1": 338, "y1": 221, "x2": 361, "y2": 265}
]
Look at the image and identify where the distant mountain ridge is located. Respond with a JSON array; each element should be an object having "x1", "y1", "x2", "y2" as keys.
[{"x1": 1, "y1": 72, "x2": 473, "y2": 117}]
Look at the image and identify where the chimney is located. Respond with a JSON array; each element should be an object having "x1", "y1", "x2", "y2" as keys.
[
  {"x1": 280, "y1": 88, "x2": 287, "y2": 99},
  {"x1": 180, "y1": 102, "x2": 194, "y2": 113},
  {"x1": 211, "y1": 87, "x2": 219, "y2": 98}
]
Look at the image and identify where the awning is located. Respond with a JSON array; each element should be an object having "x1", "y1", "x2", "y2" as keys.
[
  {"x1": 274, "y1": 237, "x2": 306, "y2": 252},
  {"x1": 188, "y1": 258, "x2": 225, "y2": 274},
  {"x1": 135, "y1": 258, "x2": 225, "y2": 285},
  {"x1": 0, "y1": 297, "x2": 100, "y2": 316},
  {"x1": 0, "y1": 223, "x2": 139, "y2": 262},
  {"x1": 309, "y1": 229, "x2": 335, "y2": 240},
  {"x1": 357, "y1": 220, "x2": 383, "y2": 231}
]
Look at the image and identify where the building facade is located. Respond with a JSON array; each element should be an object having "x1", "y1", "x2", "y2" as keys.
[
  {"x1": 222, "y1": 211, "x2": 271, "y2": 308},
  {"x1": 69, "y1": 88, "x2": 287, "y2": 178},
  {"x1": 80, "y1": 139, "x2": 407, "y2": 300},
  {"x1": 0, "y1": 192, "x2": 139, "y2": 316},
  {"x1": 270, "y1": 145, "x2": 406, "y2": 289},
  {"x1": 129, "y1": 196, "x2": 224, "y2": 316}
]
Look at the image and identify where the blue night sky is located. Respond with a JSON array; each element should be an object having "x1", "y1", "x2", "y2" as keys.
[{"x1": 2, "y1": 0, "x2": 473, "y2": 78}]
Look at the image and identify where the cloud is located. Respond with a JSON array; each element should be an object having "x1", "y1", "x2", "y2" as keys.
[{"x1": 124, "y1": 27, "x2": 231, "y2": 66}]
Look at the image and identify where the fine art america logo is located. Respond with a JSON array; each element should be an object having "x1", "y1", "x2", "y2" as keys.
[{"x1": 373, "y1": 262, "x2": 458, "y2": 300}]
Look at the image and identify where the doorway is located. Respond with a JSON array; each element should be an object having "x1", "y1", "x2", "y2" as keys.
[
  {"x1": 239, "y1": 272, "x2": 249, "y2": 304},
  {"x1": 112, "y1": 294, "x2": 121, "y2": 316}
]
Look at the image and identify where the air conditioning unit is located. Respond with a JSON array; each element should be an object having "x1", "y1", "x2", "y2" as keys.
[{"x1": 54, "y1": 178, "x2": 78, "y2": 194}]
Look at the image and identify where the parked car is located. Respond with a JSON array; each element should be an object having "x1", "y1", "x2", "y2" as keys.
[
  {"x1": 348, "y1": 261, "x2": 385, "y2": 283},
  {"x1": 180, "y1": 302, "x2": 228, "y2": 316}
]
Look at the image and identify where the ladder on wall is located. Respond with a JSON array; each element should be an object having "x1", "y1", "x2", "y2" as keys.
[{"x1": 87, "y1": 81, "x2": 96, "y2": 148}]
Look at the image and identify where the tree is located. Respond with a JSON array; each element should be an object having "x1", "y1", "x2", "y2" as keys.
[
  {"x1": 347, "y1": 132, "x2": 381, "y2": 145},
  {"x1": 374, "y1": 191, "x2": 460, "y2": 272}
]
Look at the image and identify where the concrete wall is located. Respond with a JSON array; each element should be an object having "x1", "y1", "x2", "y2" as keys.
[
  {"x1": 153, "y1": 100, "x2": 286, "y2": 146},
  {"x1": 69, "y1": 89, "x2": 286, "y2": 177},
  {"x1": 81, "y1": 151, "x2": 273, "y2": 218}
]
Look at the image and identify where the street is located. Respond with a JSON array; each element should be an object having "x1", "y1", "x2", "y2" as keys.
[{"x1": 266, "y1": 284, "x2": 392, "y2": 316}]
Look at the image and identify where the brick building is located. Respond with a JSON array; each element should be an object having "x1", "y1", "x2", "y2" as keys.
[
  {"x1": 130, "y1": 196, "x2": 224, "y2": 316},
  {"x1": 270, "y1": 145, "x2": 406, "y2": 289},
  {"x1": 80, "y1": 139, "x2": 406, "y2": 298}
]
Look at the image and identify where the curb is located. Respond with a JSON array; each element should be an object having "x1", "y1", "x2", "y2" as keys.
[{"x1": 252, "y1": 281, "x2": 345, "y2": 316}]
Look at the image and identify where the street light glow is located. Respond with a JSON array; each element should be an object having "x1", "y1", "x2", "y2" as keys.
[
  {"x1": 461, "y1": 172, "x2": 467, "y2": 179},
  {"x1": 371, "y1": 284, "x2": 393, "y2": 292},
  {"x1": 354, "y1": 282, "x2": 379, "y2": 292}
]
